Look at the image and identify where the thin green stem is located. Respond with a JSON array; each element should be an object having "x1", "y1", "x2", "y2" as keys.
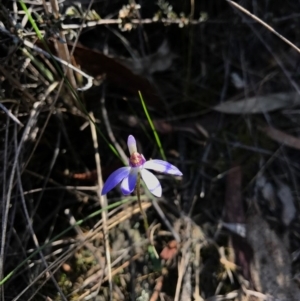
[
  {"x1": 19, "y1": 0, "x2": 42, "y2": 40},
  {"x1": 138, "y1": 91, "x2": 166, "y2": 160},
  {"x1": 136, "y1": 173, "x2": 149, "y2": 234}
]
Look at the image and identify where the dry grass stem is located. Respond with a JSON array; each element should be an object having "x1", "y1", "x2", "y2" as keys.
[{"x1": 2, "y1": 1, "x2": 300, "y2": 300}]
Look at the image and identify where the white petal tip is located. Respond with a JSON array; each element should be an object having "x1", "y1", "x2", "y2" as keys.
[
  {"x1": 127, "y1": 135, "x2": 137, "y2": 154},
  {"x1": 151, "y1": 188, "x2": 162, "y2": 197}
]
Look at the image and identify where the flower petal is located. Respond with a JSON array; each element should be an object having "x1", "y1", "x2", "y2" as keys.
[
  {"x1": 127, "y1": 135, "x2": 137, "y2": 155},
  {"x1": 143, "y1": 159, "x2": 183, "y2": 176},
  {"x1": 101, "y1": 167, "x2": 131, "y2": 195},
  {"x1": 121, "y1": 168, "x2": 138, "y2": 195},
  {"x1": 141, "y1": 169, "x2": 162, "y2": 197}
]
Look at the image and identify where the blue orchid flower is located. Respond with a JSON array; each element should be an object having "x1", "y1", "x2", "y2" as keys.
[{"x1": 101, "y1": 135, "x2": 183, "y2": 197}]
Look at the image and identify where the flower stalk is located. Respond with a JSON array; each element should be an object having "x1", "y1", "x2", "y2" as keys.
[{"x1": 136, "y1": 173, "x2": 149, "y2": 233}]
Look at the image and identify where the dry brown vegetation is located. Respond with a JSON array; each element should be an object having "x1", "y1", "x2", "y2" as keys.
[{"x1": 1, "y1": 1, "x2": 300, "y2": 300}]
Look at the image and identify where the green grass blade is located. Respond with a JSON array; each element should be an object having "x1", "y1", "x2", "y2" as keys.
[
  {"x1": 19, "y1": 0, "x2": 43, "y2": 40},
  {"x1": 138, "y1": 91, "x2": 166, "y2": 160},
  {"x1": 22, "y1": 48, "x2": 54, "y2": 82}
]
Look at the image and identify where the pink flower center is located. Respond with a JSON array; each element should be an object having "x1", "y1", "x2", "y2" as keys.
[{"x1": 129, "y1": 152, "x2": 145, "y2": 167}]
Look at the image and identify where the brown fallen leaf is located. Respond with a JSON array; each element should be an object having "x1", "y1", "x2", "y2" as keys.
[
  {"x1": 70, "y1": 170, "x2": 98, "y2": 182},
  {"x1": 35, "y1": 40, "x2": 161, "y2": 109},
  {"x1": 160, "y1": 240, "x2": 178, "y2": 260},
  {"x1": 149, "y1": 276, "x2": 164, "y2": 301},
  {"x1": 259, "y1": 126, "x2": 300, "y2": 150},
  {"x1": 70, "y1": 43, "x2": 161, "y2": 108},
  {"x1": 224, "y1": 165, "x2": 253, "y2": 283}
]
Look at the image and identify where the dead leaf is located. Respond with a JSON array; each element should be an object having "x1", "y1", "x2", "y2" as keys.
[
  {"x1": 277, "y1": 182, "x2": 296, "y2": 226},
  {"x1": 36, "y1": 40, "x2": 161, "y2": 109},
  {"x1": 259, "y1": 126, "x2": 300, "y2": 150},
  {"x1": 224, "y1": 165, "x2": 253, "y2": 283},
  {"x1": 149, "y1": 276, "x2": 164, "y2": 301},
  {"x1": 231, "y1": 72, "x2": 245, "y2": 89},
  {"x1": 255, "y1": 174, "x2": 277, "y2": 211},
  {"x1": 213, "y1": 93, "x2": 299, "y2": 114},
  {"x1": 247, "y1": 213, "x2": 300, "y2": 301},
  {"x1": 70, "y1": 170, "x2": 98, "y2": 182},
  {"x1": 71, "y1": 43, "x2": 161, "y2": 108},
  {"x1": 254, "y1": 172, "x2": 295, "y2": 226},
  {"x1": 160, "y1": 240, "x2": 178, "y2": 260}
]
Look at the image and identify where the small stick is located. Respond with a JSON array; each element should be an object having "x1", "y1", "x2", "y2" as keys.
[
  {"x1": 227, "y1": 0, "x2": 300, "y2": 55},
  {"x1": 89, "y1": 112, "x2": 113, "y2": 301},
  {"x1": 0, "y1": 103, "x2": 23, "y2": 126},
  {"x1": 49, "y1": 0, "x2": 77, "y2": 88}
]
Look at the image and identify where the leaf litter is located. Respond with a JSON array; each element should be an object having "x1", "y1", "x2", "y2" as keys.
[{"x1": 2, "y1": 1, "x2": 300, "y2": 301}]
